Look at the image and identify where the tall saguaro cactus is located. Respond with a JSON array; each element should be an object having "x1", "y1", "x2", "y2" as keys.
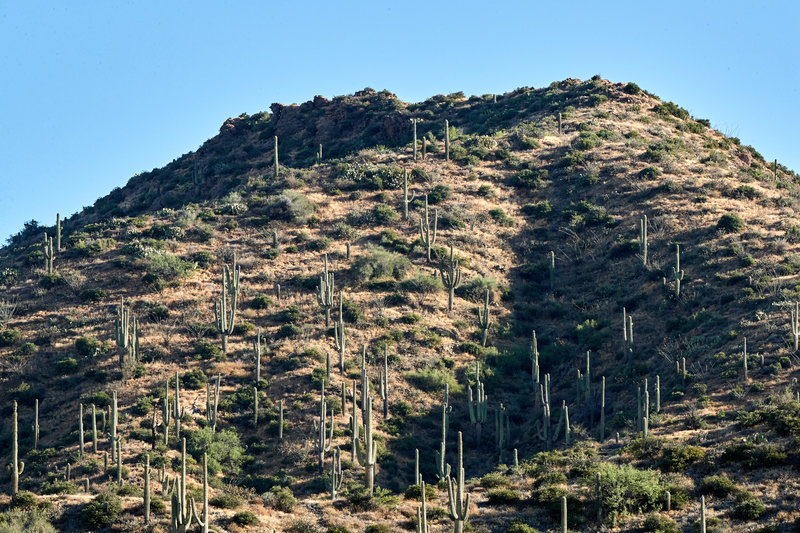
[
  {"x1": 356, "y1": 396, "x2": 378, "y2": 496},
  {"x1": 468, "y1": 363, "x2": 487, "y2": 445},
  {"x1": 115, "y1": 297, "x2": 139, "y2": 367},
  {"x1": 531, "y1": 330, "x2": 540, "y2": 389},
  {"x1": 672, "y1": 244, "x2": 685, "y2": 299},
  {"x1": 9, "y1": 401, "x2": 24, "y2": 495},
  {"x1": 477, "y1": 289, "x2": 492, "y2": 347},
  {"x1": 326, "y1": 447, "x2": 343, "y2": 500},
  {"x1": 412, "y1": 119, "x2": 419, "y2": 161},
  {"x1": 34, "y1": 399, "x2": 40, "y2": 451},
  {"x1": 334, "y1": 291, "x2": 346, "y2": 373},
  {"x1": 56, "y1": 213, "x2": 62, "y2": 252},
  {"x1": 189, "y1": 452, "x2": 209, "y2": 533},
  {"x1": 214, "y1": 254, "x2": 240, "y2": 354},
  {"x1": 402, "y1": 168, "x2": 416, "y2": 221},
  {"x1": 43, "y1": 233, "x2": 54, "y2": 274},
  {"x1": 639, "y1": 214, "x2": 648, "y2": 265},
  {"x1": 316, "y1": 255, "x2": 335, "y2": 327},
  {"x1": 417, "y1": 480, "x2": 430, "y2": 533},
  {"x1": 440, "y1": 244, "x2": 462, "y2": 311},
  {"x1": 446, "y1": 432, "x2": 471, "y2": 533},
  {"x1": 791, "y1": 302, "x2": 800, "y2": 351},
  {"x1": 419, "y1": 195, "x2": 438, "y2": 262},
  {"x1": 314, "y1": 385, "x2": 334, "y2": 472}
]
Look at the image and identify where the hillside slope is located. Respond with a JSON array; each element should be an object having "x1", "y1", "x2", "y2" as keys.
[{"x1": 2, "y1": 77, "x2": 800, "y2": 533}]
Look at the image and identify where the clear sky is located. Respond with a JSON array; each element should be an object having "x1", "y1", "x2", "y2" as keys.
[{"x1": 2, "y1": 1, "x2": 798, "y2": 243}]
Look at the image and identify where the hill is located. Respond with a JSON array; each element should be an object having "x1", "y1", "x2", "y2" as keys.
[{"x1": 1, "y1": 76, "x2": 800, "y2": 532}]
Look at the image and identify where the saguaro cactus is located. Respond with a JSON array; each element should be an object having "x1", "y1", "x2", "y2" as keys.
[
  {"x1": 412, "y1": 119, "x2": 419, "y2": 162},
  {"x1": 253, "y1": 328, "x2": 262, "y2": 383},
  {"x1": 742, "y1": 337, "x2": 748, "y2": 382},
  {"x1": 114, "y1": 297, "x2": 138, "y2": 367},
  {"x1": 419, "y1": 195, "x2": 438, "y2": 262},
  {"x1": 326, "y1": 447, "x2": 343, "y2": 500},
  {"x1": 92, "y1": 404, "x2": 98, "y2": 453},
  {"x1": 467, "y1": 362, "x2": 487, "y2": 445},
  {"x1": 316, "y1": 255, "x2": 335, "y2": 327},
  {"x1": 334, "y1": 292, "x2": 346, "y2": 373},
  {"x1": 477, "y1": 289, "x2": 492, "y2": 347},
  {"x1": 417, "y1": 479, "x2": 430, "y2": 533},
  {"x1": 314, "y1": 385, "x2": 334, "y2": 472},
  {"x1": 639, "y1": 214, "x2": 648, "y2": 265},
  {"x1": 531, "y1": 330, "x2": 540, "y2": 389},
  {"x1": 56, "y1": 213, "x2": 62, "y2": 252},
  {"x1": 435, "y1": 402, "x2": 451, "y2": 480},
  {"x1": 189, "y1": 452, "x2": 209, "y2": 533},
  {"x1": 446, "y1": 432, "x2": 470, "y2": 533},
  {"x1": 444, "y1": 119, "x2": 450, "y2": 161},
  {"x1": 402, "y1": 168, "x2": 416, "y2": 221},
  {"x1": 792, "y1": 302, "x2": 800, "y2": 351},
  {"x1": 440, "y1": 244, "x2": 462, "y2": 311},
  {"x1": 549, "y1": 251, "x2": 555, "y2": 291},
  {"x1": 561, "y1": 495, "x2": 568, "y2": 533},
  {"x1": 9, "y1": 401, "x2": 24, "y2": 495},
  {"x1": 672, "y1": 244, "x2": 685, "y2": 299},
  {"x1": 214, "y1": 254, "x2": 240, "y2": 354},
  {"x1": 34, "y1": 398, "x2": 40, "y2": 451},
  {"x1": 356, "y1": 396, "x2": 377, "y2": 496},
  {"x1": 700, "y1": 495, "x2": 706, "y2": 533},
  {"x1": 599, "y1": 376, "x2": 606, "y2": 441},
  {"x1": 43, "y1": 233, "x2": 54, "y2": 274},
  {"x1": 144, "y1": 454, "x2": 151, "y2": 524},
  {"x1": 78, "y1": 403, "x2": 84, "y2": 458}
]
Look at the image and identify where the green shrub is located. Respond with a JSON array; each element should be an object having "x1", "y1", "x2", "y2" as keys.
[
  {"x1": 75, "y1": 336, "x2": 100, "y2": 357},
  {"x1": 639, "y1": 166, "x2": 661, "y2": 179},
  {"x1": 0, "y1": 328, "x2": 21, "y2": 347},
  {"x1": 55, "y1": 357, "x2": 79, "y2": 375},
  {"x1": 717, "y1": 213, "x2": 745, "y2": 233},
  {"x1": 427, "y1": 184, "x2": 451, "y2": 204},
  {"x1": 481, "y1": 472, "x2": 510, "y2": 488},
  {"x1": 506, "y1": 522, "x2": 539, "y2": 533},
  {"x1": 455, "y1": 276, "x2": 496, "y2": 303},
  {"x1": 364, "y1": 525, "x2": 390, "y2": 533},
  {"x1": 210, "y1": 492, "x2": 242, "y2": 509},
  {"x1": 252, "y1": 293, "x2": 273, "y2": 309},
  {"x1": 0, "y1": 509, "x2": 56, "y2": 532},
  {"x1": 404, "y1": 369, "x2": 462, "y2": 394},
  {"x1": 699, "y1": 475, "x2": 736, "y2": 497},
  {"x1": 82, "y1": 493, "x2": 122, "y2": 529},
  {"x1": 9, "y1": 490, "x2": 38, "y2": 510},
  {"x1": 643, "y1": 513, "x2": 679, "y2": 533},
  {"x1": 659, "y1": 444, "x2": 705, "y2": 471},
  {"x1": 269, "y1": 190, "x2": 315, "y2": 222},
  {"x1": 733, "y1": 497, "x2": 765, "y2": 520},
  {"x1": 487, "y1": 488, "x2": 521, "y2": 504},
  {"x1": 194, "y1": 340, "x2": 223, "y2": 360},
  {"x1": 522, "y1": 201, "x2": 553, "y2": 218},
  {"x1": 404, "y1": 483, "x2": 437, "y2": 501},
  {"x1": 82, "y1": 391, "x2": 112, "y2": 409},
  {"x1": 351, "y1": 245, "x2": 411, "y2": 283},
  {"x1": 80, "y1": 288, "x2": 107, "y2": 302},
  {"x1": 373, "y1": 204, "x2": 399, "y2": 224},
  {"x1": 232, "y1": 510, "x2": 259, "y2": 526},
  {"x1": 510, "y1": 168, "x2": 549, "y2": 188},
  {"x1": 595, "y1": 463, "x2": 665, "y2": 524},
  {"x1": 276, "y1": 324, "x2": 302, "y2": 339},
  {"x1": 181, "y1": 369, "x2": 207, "y2": 390}
]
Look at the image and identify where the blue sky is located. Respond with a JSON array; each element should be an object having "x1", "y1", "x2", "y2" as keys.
[{"x1": 1, "y1": 1, "x2": 798, "y2": 243}]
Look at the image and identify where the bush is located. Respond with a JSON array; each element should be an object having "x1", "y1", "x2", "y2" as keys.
[
  {"x1": 194, "y1": 339, "x2": 223, "y2": 360},
  {"x1": 373, "y1": 203, "x2": 399, "y2": 224},
  {"x1": 717, "y1": 213, "x2": 745, "y2": 233},
  {"x1": 487, "y1": 488, "x2": 521, "y2": 504},
  {"x1": 481, "y1": 472, "x2": 510, "y2": 488},
  {"x1": 733, "y1": 497, "x2": 765, "y2": 520},
  {"x1": 181, "y1": 369, "x2": 207, "y2": 390},
  {"x1": 0, "y1": 328, "x2": 21, "y2": 347},
  {"x1": 427, "y1": 184, "x2": 451, "y2": 204},
  {"x1": 522, "y1": 201, "x2": 553, "y2": 218},
  {"x1": 10, "y1": 491, "x2": 38, "y2": 510},
  {"x1": 82, "y1": 493, "x2": 122, "y2": 529},
  {"x1": 55, "y1": 357, "x2": 79, "y2": 375},
  {"x1": 700, "y1": 475, "x2": 737, "y2": 497},
  {"x1": 506, "y1": 522, "x2": 539, "y2": 533},
  {"x1": 351, "y1": 245, "x2": 412, "y2": 283},
  {"x1": 252, "y1": 293, "x2": 273, "y2": 309},
  {"x1": 659, "y1": 444, "x2": 705, "y2": 471},
  {"x1": 269, "y1": 190, "x2": 315, "y2": 222},
  {"x1": 643, "y1": 513, "x2": 679, "y2": 533},
  {"x1": 404, "y1": 369, "x2": 462, "y2": 394},
  {"x1": 80, "y1": 288, "x2": 107, "y2": 302},
  {"x1": 75, "y1": 335, "x2": 100, "y2": 357},
  {"x1": 456, "y1": 276, "x2": 497, "y2": 303},
  {"x1": 232, "y1": 510, "x2": 259, "y2": 526},
  {"x1": 364, "y1": 526, "x2": 390, "y2": 533},
  {"x1": 596, "y1": 463, "x2": 665, "y2": 524},
  {"x1": 404, "y1": 483, "x2": 436, "y2": 501}
]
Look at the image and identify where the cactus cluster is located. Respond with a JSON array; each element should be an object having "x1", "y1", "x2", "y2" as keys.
[
  {"x1": 214, "y1": 254, "x2": 240, "y2": 354},
  {"x1": 316, "y1": 254, "x2": 336, "y2": 327},
  {"x1": 114, "y1": 297, "x2": 139, "y2": 367}
]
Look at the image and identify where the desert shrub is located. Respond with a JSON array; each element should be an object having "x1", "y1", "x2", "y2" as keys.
[
  {"x1": 427, "y1": 184, "x2": 451, "y2": 204},
  {"x1": 522, "y1": 200, "x2": 553, "y2": 218},
  {"x1": 659, "y1": 444, "x2": 705, "y2": 471},
  {"x1": 717, "y1": 213, "x2": 745, "y2": 233},
  {"x1": 506, "y1": 522, "x2": 538, "y2": 533},
  {"x1": 643, "y1": 513, "x2": 679, "y2": 533},
  {"x1": 232, "y1": 510, "x2": 259, "y2": 526},
  {"x1": 351, "y1": 246, "x2": 411, "y2": 283},
  {"x1": 75, "y1": 335, "x2": 100, "y2": 356},
  {"x1": 489, "y1": 208, "x2": 515, "y2": 226},
  {"x1": 184, "y1": 427, "x2": 244, "y2": 475},
  {"x1": 0, "y1": 328, "x2": 21, "y2": 347},
  {"x1": 456, "y1": 276, "x2": 497, "y2": 303},
  {"x1": 82, "y1": 391, "x2": 112, "y2": 409},
  {"x1": 252, "y1": 293, "x2": 273, "y2": 309},
  {"x1": 55, "y1": 357, "x2": 79, "y2": 375},
  {"x1": 143, "y1": 251, "x2": 195, "y2": 280},
  {"x1": 276, "y1": 324, "x2": 302, "y2": 339},
  {"x1": 0, "y1": 509, "x2": 56, "y2": 533},
  {"x1": 653, "y1": 101, "x2": 689, "y2": 120},
  {"x1": 487, "y1": 488, "x2": 521, "y2": 504},
  {"x1": 401, "y1": 274, "x2": 443, "y2": 305},
  {"x1": 181, "y1": 369, "x2": 207, "y2": 390},
  {"x1": 595, "y1": 463, "x2": 665, "y2": 524},
  {"x1": 404, "y1": 483, "x2": 437, "y2": 501},
  {"x1": 268, "y1": 191, "x2": 315, "y2": 222},
  {"x1": 699, "y1": 475, "x2": 736, "y2": 497},
  {"x1": 80, "y1": 288, "x2": 107, "y2": 302},
  {"x1": 194, "y1": 340, "x2": 223, "y2": 360},
  {"x1": 82, "y1": 493, "x2": 122, "y2": 529},
  {"x1": 510, "y1": 168, "x2": 549, "y2": 188},
  {"x1": 9, "y1": 491, "x2": 38, "y2": 510},
  {"x1": 373, "y1": 204, "x2": 399, "y2": 224},
  {"x1": 639, "y1": 166, "x2": 661, "y2": 179},
  {"x1": 481, "y1": 472, "x2": 510, "y2": 489},
  {"x1": 364, "y1": 526, "x2": 390, "y2": 533},
  {"x1": 404, "y1": 369, "x2": 461, "y2": 394},
  {"x1": 733, "y1": 497, "x2": 765, "y2": 520}
]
